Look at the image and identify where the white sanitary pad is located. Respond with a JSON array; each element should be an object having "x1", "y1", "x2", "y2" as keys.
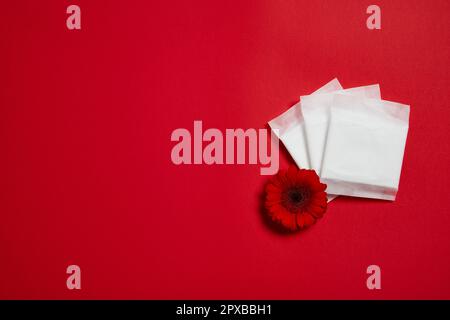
[
  {"x1": 268, "y1": 79, "x2": 409, "y2": 202},
  {"x1": 320, "y1": 94, "x2": 410, "y2": 200},
  {"x1": 300, "y1": 84, "x2": 381, "y2": 174}
]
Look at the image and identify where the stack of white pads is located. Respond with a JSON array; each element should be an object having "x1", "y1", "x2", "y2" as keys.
[{"x1": 269, "y1": 78, "x2": 410, "y2": 201}]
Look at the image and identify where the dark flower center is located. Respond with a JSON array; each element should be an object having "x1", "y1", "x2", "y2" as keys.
[
  {"x1": 282, "y1": 186, "x2": 310, "y2": 213},
  {"x1": 289, "y1": 190, "x2": 303, "y2": 203}
]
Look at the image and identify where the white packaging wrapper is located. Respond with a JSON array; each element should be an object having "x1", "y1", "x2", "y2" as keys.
[
  {"x1": 268, "y1": 78, "x2": 342, "y2": 202},
  {"x1": 268, "y1": 78, "x2": 342, "y2": 170},
  {"x1": 300, "y1": 84, "x2": 381, "y2": 175},
  {"x1": 320, "y1": 94, "x2": 410, "y2": 201}
]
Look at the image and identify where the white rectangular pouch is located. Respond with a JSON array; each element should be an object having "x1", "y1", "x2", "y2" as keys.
[
  {"x1": 320, "y1": 94, "x2": 410, "y2": 201},
  {"x1": 300, "y1": 84, "x2": 381, "y2": 175},
  {"x1": 268, "y1": 78, "x2": 342, "y2": 171}
]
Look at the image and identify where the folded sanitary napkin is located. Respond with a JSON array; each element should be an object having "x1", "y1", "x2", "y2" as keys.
[{"x1": 269, "y1": 79, "x2": 409, "y2": 201}]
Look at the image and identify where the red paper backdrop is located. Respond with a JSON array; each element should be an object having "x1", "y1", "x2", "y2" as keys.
[{"x1": 1, "y1": 0, "x2": 450, "y2": 299}]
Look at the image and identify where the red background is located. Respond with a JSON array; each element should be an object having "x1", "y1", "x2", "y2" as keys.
[{"x1": 1, "y1": 0, "x2": 450, "y2": 299}]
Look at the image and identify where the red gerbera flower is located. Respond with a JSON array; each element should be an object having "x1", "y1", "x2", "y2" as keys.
[{"x1": 265, "y1": 166, "x2": 327, "y2": 231}]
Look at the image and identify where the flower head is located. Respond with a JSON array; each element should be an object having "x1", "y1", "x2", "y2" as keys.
[{"x1": 265, "y1": 166, "x2": 327, "y2": 231}]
